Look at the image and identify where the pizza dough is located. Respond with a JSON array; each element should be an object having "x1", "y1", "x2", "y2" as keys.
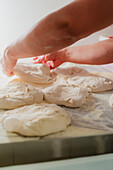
[
  {"x1": 53, "y1": 66, "x2": 113, "y2": 92},
  {"x1": 52, "y1": 66, "x2": 88, "y2": 77},
  {"x1": 109, "y1": 94, "x2": 113, "y2": 108},
  {"x1": 14, "y1": 62, "x2": 55, "y2": 84},
  {"x1": 0, "y1": 81, "x2": 43, "y2": 109},
  {"x1": 43, "y1": 84, "x2": 89, "y2": 107},
  {"x1": 2, "y1": 103, "x2": 71, "y2": 136},
  {"x1": 91, "y1": 72, "x2": 113, "y2": 80},
  {"x1": 67, "y1": 74, "x2": 113, "y2": 92}
]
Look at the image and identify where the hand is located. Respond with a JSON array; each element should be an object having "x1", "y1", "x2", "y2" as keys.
[
  {"x1": 33, "y1": 49, "x2": 67, "y2": 69},
  {"x1": 1, "y1": 48, "x2": 17, "y2": 77}
]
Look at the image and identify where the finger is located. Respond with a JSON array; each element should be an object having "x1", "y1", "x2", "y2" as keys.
[
  {"x1": 6, "y1": 72, "x2": 14, "y2": 77},
  {"x1": 2, "y1": 68, "x2": 14, "y2": 77},
  {"x1": 34, "y1": 60, "x2": 43, "y2": 64},
  {"x1": 1, "y1": 60, "x2": 14, "y2": 77},
  {"x1": 9, "y1": 71, "x2": 14, "y2": 76},
  {"x1": 34, "y1": 56, "x2": 45, "y2": 64},
  {"x1": 33, "y1": 56, "x2": 38, "y2": 60},
  {"x1": 34, "y1": 53, "x2": 56, "y2": 64}
]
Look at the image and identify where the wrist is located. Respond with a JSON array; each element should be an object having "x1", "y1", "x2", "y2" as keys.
[{"x1": 63, "y1": 47, "x2": 72, "y2": 62}]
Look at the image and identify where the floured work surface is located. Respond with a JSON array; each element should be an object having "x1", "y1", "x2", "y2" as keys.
[
  {"x1": 0, "y1": 63, "x2": 113, "y2": 143},
  {"x1": 0, "y1": 63, "x2": 113, "y2": 166},
  {"x1": 0, "y1": 90, "x2": 113, "y2": 143}
]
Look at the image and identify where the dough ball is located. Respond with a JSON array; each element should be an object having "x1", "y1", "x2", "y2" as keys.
[
  {"x1": 67, "y1": 74, "x2": 113, "y2": 92},
  {"x1": 91, "y1": 72, "x2": 113, "y2": 80},
  {"x1": 2, "y1": 103, "x2": 71, "y2": 136},
  {"x1": 53, "y1": 66, "x2": 113, "y2": 92},
  {"x1": 14, "y1": 62, "x2": 55, "y2": 84},
  {"x1": 43, "y1": 84, "x2": 89, "y2": 107},
  {"x1": 109, "y1": 94, "x2": 113, "y2": 108},
  {"x1": 0, "y1": 81, "x2": 43, "y2": 109}
]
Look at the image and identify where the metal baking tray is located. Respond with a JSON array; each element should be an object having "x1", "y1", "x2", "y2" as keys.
[{"x1": 0, "y1": 133, "x2": 113, "y2": 167}]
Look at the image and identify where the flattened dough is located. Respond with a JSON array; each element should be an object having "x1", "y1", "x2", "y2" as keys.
[
  {"x1": 53, "y1": 66, "x2": 88, "y2": 77},
  {"x1": 67, "y1": 74, "x2": 113, "y2": 92},
  {"x1": 43, "y1": 84, "x2": 89, "y2": 107},
  {"x1": 91, "y1": 72, "x2": 113, "y2": 80},
  {"x1": 109, "y1": 94, "x2": 113, "y2": 108},
  {"x1": 14, "y1": 62, "x2": 55, "y2": 84},
  {"x1": 2, "y1": 103, "x2": 71, "y2": 136},
  {"x1": 53, "y1": 66, "x2": 113, "y2": 92},
  {"x1": 0, "y1": 81, "x2": 43, "y2": 109}
]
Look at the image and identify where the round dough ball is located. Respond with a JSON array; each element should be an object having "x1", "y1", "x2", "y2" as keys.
[
  {"x1": 43, "y1": 84, "x2": 89, "y2": 107},
  {"x1": 0, "y1": 81, "x2": 43, "y2": 109},
  {"x1": 2, "y1": 103, "x2": 71, "y2": 136}
]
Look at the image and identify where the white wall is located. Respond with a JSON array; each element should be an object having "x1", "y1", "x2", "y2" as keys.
[{"x1": 0, "y1": 0, "x2": 112, "y2": 54}]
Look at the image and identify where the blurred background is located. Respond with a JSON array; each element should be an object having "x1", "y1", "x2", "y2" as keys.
[{"x1": 0, "y1": 0, "x2": 113, "y2": 55}]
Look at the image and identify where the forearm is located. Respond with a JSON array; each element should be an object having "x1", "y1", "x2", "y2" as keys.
[
  {"x1": 7, "y1": 10, "x2": 79, "y2": 60},
  {"x1": 65, "y1": 39, "x2": 113, "y2": 65},
  {"x1": 68, "y1": 0, "x2": 113, "y2": 39},
  {"x1": 7, "y1": 0, "x2": 113, "y2": 60}
]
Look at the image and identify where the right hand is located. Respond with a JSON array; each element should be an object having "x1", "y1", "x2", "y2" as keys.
[{"x1": 33, "y1": 49, "x2": 68, "y2": 69}]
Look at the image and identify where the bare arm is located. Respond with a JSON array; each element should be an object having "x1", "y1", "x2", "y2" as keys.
[
  {"x1": 2, "y1": 0, "x2": 113, "y2": 76},
  {"x1": 7, "y1": 0, "x2": 113, "y2": 59},
  {"x1": 65, "y1": 39, "x2": 113, "y2": 65},
  {"x1": 35, "y1": 38, "x2": 113, "y2": 68}
]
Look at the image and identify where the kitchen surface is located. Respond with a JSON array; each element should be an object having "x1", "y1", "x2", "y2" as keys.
[{"x1": 0, "y1": 0, "x2": 113, "y2": 169}]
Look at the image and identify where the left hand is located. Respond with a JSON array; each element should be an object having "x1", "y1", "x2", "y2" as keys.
[{"x1": 1, "y1": 48, "x2": 17, "y2": 77}]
